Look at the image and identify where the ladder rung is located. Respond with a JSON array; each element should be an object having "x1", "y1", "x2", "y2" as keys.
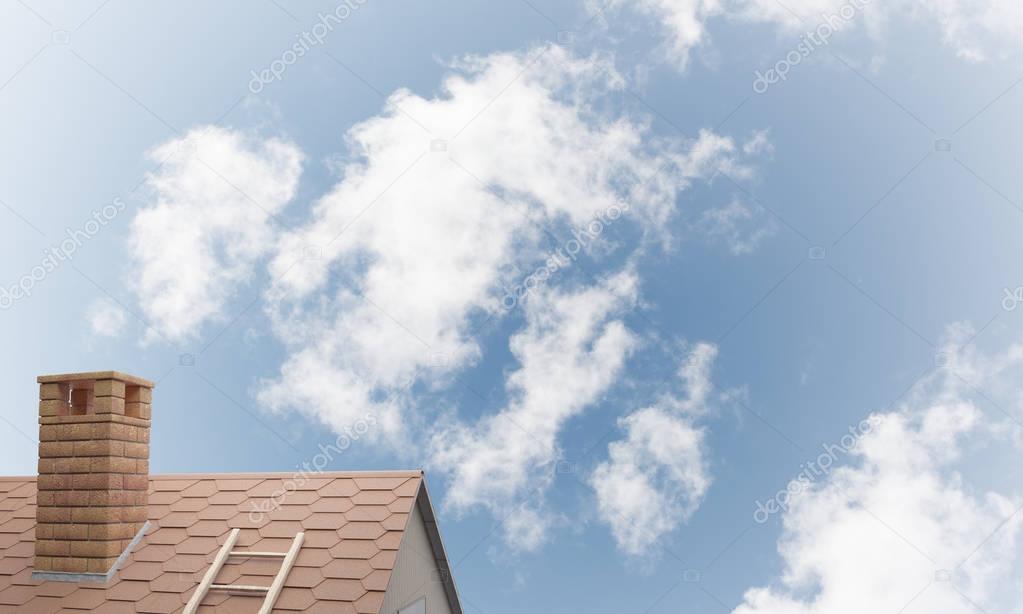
[
  {"x1": 211, "y1": 584, "x2": 270, "y2": 593},
  {"x1": 183, "y1": 529, "x2": 304, "y2": 614}
]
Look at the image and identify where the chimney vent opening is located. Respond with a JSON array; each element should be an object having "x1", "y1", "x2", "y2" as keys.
[{"x1": 68, "y1": 382, "x2": 94, "y2": 415}]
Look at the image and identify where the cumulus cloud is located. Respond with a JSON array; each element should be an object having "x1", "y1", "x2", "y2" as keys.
[
  {"x1": 733, "y1": 326, "x2": 1023, "y2": 614},
  {"x1": 591, "y1": 342, "x2": 725, "y2": 555},
  {"x1": 430, "y1": 271, "x2": 639, "y2": 551},
  {"x1": 130, "y1": 127, "x2": 303, "y2": 343},
  {"x1": 124, "y1": 45, "x2": 771, "y2": 548},
  {"x1": 893, "y1": 0, "x2": 1023, "y2": 61},
  {"x1": 597, "y1": 0, "x2": 1023, "y2": 70},
  {"x1": 257, "y1": 45, "x2": 764, "y2": 438},
  {"x1": 86, "y1": 299, "x2": 127, "y2": 338}
]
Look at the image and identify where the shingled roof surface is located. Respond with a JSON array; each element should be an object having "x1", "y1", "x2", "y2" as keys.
[{"x1": 0, "y1": 471, "x2": 423, "y2": 613}]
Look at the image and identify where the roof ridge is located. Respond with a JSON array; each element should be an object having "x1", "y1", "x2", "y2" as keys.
[
  {"x1": 0, "y1": 469, "x2": 425, "y2": 482},
  {"x1": 151, "y1": 470, "x2": 424, "y2": 479}
]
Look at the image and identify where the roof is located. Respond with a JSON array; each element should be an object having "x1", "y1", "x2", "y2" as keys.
[{"x1": 0, "y1": 471, "x2": 459, "y2": 613}]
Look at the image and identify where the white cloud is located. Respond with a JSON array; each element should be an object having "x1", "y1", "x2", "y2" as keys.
[
  {"x1": 86, "y1": 299, "x2": 127, "y2": 338},
  {"x1": 732, "y1": 326, "x2": 1023, "y2": 614},
  {"x1": 130, "y1": 127, "x2": 303, "y2": 343},
  {"x1": 598, "y1": 0, "x2": 725, "y2": 69},
  {"x1": 905, "y1": 0, "x2": 1023, "y2": 61},
  {"x1": 695, "y1": 197, "x2": 777, "y2": 255},
  {"x1": 429, "y1": 271, "x2": 639, "y2": 551},
  {"x1": 591, "y1": 342, "x2": 723, "y2": 555},
  {"x1": 257, "y1": 45, "x2": 763, "y2": 438},
  {"x1": 123, "y1": 45, "x2": 771, "y2": 549},
  {"x1": 674, "y1": 341, "x2": 720, "y2": 413},
  {"x1": 598, "y1": 0, "x2": 1023, "y2": 70}
]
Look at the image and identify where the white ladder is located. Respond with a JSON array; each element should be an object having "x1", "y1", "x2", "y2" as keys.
[{"x1": 182, "y1": 528, "x2": 305, "y2": 614}]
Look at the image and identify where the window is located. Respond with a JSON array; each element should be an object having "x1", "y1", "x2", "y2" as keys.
[{"x1": 398, "y1": 598, "x2": 425, "y2": 614}]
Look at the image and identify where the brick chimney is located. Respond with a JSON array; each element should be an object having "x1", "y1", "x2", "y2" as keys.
[{"x1": 34, "y1": 371, "x2": 153, "y2": 577}]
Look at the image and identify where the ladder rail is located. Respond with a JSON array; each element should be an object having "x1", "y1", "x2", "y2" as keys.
[
  {"x1": 258, "y1": 532, "x2": 305, "y2": 614},
  {"x1": 183, "y1": 528, "x2": 241, "y2": 614},
  {"x1": 183, "y1": 529, "x2": 305, "y2": 614}
]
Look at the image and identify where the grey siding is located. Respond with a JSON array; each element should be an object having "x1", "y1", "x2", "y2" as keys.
[{"x1": 379, "y1": 500, "x2": 454, "y2": 614}]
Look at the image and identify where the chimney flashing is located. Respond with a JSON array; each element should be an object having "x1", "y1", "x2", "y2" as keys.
[{"x1": 31, "y1": 520, "x2": 150, "y2": 583}]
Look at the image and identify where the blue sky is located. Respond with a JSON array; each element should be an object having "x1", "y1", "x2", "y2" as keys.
[{"x1": 2, "y1": 1, "x2": 1023, "y2": 612}]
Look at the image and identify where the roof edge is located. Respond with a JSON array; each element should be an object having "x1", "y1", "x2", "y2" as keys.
[
  {"x1": 0, "y1": 470, "x2": 424, "y2": 483},
  {"x1": 414, "y1": 475, "x2": 464, "y2": 614}
]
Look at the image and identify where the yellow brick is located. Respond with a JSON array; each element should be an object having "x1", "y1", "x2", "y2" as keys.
[
  {"x1": 39, "y1": 399, "x2": 68, "y2": 417},
  {"x1": 39, "y1": 383, "x2": 67, "y2": 400},
  {"x1": 38, "y1": 441, "x2": 74, "y2": 458},
  {"x1": 124, "y1": 442, "x2": 148, "y2": 459},
  {"x1": 125, "y1": 386, "x2": 152, "y2": 403},
  {"x1": 50, "y1": 524, "x2": 89, "y2": 540},
  {"x1": 38, "y1": 424, "x2": 59, "y2": 442},
  {"x1": 62, "y1": 558, "x2": 91, "y2": 573},
  {"x1": 71, "y1": 507, "x2": 122, "y2": 524},
  {"x1": 94, "y1": 379, "x2": 125, "y2": 398},
  {"x1": 37, "y1": 507, "x2": 71, "y2": 523},
  {"x1": 89, "y1": 523, "x2": 134, "y2": 540},
  {"x1": 37, "y1": 474, "x2": 71, "y2": 492},
  {"x1": 93, "y1": 396, "x2": 124, "y2": 415},
  {"x1": 72, "y1": 473, "x2": 121, "y2": 490},
  {"x1": 125, "y1": 402, "x2": 149, "y2": 419},
  {"x1": 86, "y1": 557, "x2": 118, "y2": 573},
  {"x1": 52, "y1": 456, "x2": 82, "y2": 474},
  {"x1": 122, "y1": 506, "x2": 147, "y2": 522},
  {"x1": 35, "y1": 539, "x2": 69, "y2": 556},
  {"x1": 70, "y1": 539, "x2": 124, "y2": 558},
  {"x1": 67, "y1": 424, "x2": 93, "y2": 441}
]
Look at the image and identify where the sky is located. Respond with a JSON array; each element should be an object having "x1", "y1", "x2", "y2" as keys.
[{"x1": 1, "y1": 1, "x2": 1023, "y2": 612}]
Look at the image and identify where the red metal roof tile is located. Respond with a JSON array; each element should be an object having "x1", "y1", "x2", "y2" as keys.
[
  {"x1": 275, "y1": 586, "x2": 317, "y2": 610},
  {"x1": 345, "y1": 505, "x2": 391, "y2": 522},
  {"x1": 369, "y1": 551, "x2": 397, "y2": 570},
  {"x1": 355, "y1": 590, "x2": 385, "y2": 613},
  {"x1": 312, "y1": 578, "x2": 366, "y2": 601},
  {"x1": 328, "y1": 539, "x2": 378, "y2": 559},
  {"x1": 322, "y1": 558, "x2": 374, "y2": 580},
  {"x1": 338, "y1": 522, "x2": 386, "y2": 540},
  {"x1": 361, "y1": 569, "x2": 390, "y2": 591},
  {"x1": 301, "y1": 512, "x2": 347, "y2": 530},
  {"x1": 60, "y1": 587, "x2": 106, "y2": 609}
]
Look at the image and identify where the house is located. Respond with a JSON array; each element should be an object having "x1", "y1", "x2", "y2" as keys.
[{"x1": 0, "y1": 371, "x2": 462, "y2": 613}]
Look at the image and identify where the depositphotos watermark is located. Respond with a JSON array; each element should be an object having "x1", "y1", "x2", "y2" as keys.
[
  {"x1": 500, "y1": 200, "x2": 630, "y2": 311},
  {"x1": 753, "y1": 414, "x2": 883, "y2": 524},
  {"x1": 0, "y1": 198, "x2": 126, "y2": 311},
  {"x1": 752, "y1": 0, "x2": 870, "y2": 94},
  {"x1": 248, "y1": 0, "x2": 369, "y2": 93},
  {"x1": 248, "y1": 413, "x2": 377, "y2": 522},
  {"x1": 1002, "y1": 287, "x2": 1023, "y2": 311}
]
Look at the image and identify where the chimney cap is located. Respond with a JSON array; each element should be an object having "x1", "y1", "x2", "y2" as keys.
[{"x1": 37, "y1": 371, "x2": 155, "y2": 387}]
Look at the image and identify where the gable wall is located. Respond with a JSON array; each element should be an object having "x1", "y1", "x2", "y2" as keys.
[{"x1": 379, "y1": 499, "x2": 454, "y2": 614}]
